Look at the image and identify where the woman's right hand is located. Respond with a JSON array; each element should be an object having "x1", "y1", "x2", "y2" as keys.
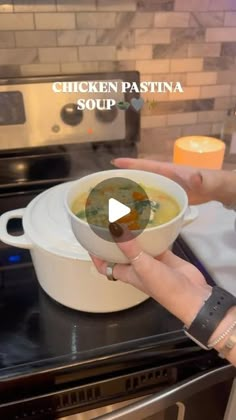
[{"x1": 112, "y1": 158, "x2": 235, "y2": 206}]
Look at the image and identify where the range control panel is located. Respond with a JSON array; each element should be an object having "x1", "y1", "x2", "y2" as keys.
[{"x1": 0, "y1": 78, "x2": 126, "y2": 150}]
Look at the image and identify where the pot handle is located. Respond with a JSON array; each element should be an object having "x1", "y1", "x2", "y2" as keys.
[
  {"x1": 182, "y1": 206, "x2": 199, "y2": 227},
  {"x1": 0, "y1": 209, "x2": 32, "y2": 249}
]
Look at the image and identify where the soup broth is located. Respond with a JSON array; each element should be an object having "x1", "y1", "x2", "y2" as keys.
[{"x1": 72, "y1": 183, "x2": 180, "y2": 230}]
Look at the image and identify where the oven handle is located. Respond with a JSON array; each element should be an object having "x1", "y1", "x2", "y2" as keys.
[
  {"x1": 93, "y1": 364, "x2": 235, "y2": 420},
  {"x1": 0, "y1": 208, "x2": 32, "y2": 249}
]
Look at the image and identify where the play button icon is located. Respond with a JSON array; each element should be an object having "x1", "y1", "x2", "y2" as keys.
[
  {"x1": 85, "y1": 177, "x2": 151, "y2": 242},
  {"x1": 108, "y1": 198, "x2": 131, "y2": 223}
]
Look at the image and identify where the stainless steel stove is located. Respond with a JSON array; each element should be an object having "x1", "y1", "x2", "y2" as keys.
[{"x1": 0, "y1": 72, "x2": 234, "y2": 420}]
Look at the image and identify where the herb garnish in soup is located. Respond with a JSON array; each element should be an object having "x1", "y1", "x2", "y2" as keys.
[{"x1": 72, "y1": 183, "x2": 180, "y2": 230}]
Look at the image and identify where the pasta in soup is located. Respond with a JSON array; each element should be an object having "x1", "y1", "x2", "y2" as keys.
[{"x1": 72, "y1": 183, "x2": 180, "y2": 230}]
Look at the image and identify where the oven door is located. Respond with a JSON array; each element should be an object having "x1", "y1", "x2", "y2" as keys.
[{"x1": 61, "y1": 365, "x2": 235, "y2": 420}]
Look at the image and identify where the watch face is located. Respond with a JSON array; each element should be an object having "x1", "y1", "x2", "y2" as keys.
[{"x1": 183, "y1": 328, "x2": 210, "y2": 350}]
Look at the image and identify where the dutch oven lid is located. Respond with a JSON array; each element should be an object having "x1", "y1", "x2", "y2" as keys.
[{"x1": 24, "y1": 181, "x2": 90, "y2": 260}]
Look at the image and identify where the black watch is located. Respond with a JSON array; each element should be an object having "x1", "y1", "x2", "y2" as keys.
[{"x1": 183, "y1": 286, "x2": 236, "y2": 350}]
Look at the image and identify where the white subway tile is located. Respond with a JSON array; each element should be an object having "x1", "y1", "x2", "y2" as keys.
[
  {"x1": 20, "y1": 63, "x2": 60, "y2": 75},
  {"x1": 97, "y1": 0, "x2": 136, "y2": 11},
  {"x1": 136, "y1": 59, "x2": 170, "y2": 73},
  {"x1": 182, "y1": 123, "x2": 212, "y2": 136},
  {"x1": 79, "y1": 46, "x2": 116, "y2": 61},
  {"x1": 57, "y1": 30, "x2": 95, "y2": 46},
  {"x1": 212, "y1": 122, "x2": 223, "y2": 134},
  {"x1": 14, "y1": 0, "x2": 56, "y2": 12},
  {"x1": 206, "y1": 28, "x2": 236, "y2": 42},
  {"x1": 0, "y1": 65, "x2": 20, "y2": 77},
  {"x1": 169, "y1": 86, "x2": 200, "y2": 101},
  {"x1": 142, "y1": 91, "x2": 169, "y2": 102},
  {"x1": 130, "y1": 13, "x2": 154, "y2": 28},
  {"x1": 117, "y1": 45, "x2": 152, "y2": 60},
  {"x1": 141, "y1": 72, "x2": 187, "y2": 85},
  {"x1": 168, "y1": 112, "x2": 197, "y2": 126},
  {"x1": 200, "y1": 84, "x2": 231, "y2": 98},
  {"x1": 114, "y1": 60, "x2": 136, "y2": 71},
  {"x1": 135, "y1": 29, "x2": 170, "y2": 45},
  {"x1": 15, "y1": 31, "x2": 56, "y2": 47},
  {"x1": 224, "y1": 12, "x2": 236, "y2": 26},
  {"x1": 214, "y1": 97, "x2": 232, "y2": 110},
  {"x1": 96, "y1": 28, "x2": 134, "y2": 47},
  {"x1": 140, "y1": 126, "x2": 182, "y2": 148},
  {"x1": 0, "y1": 48, "x2": 37, "y2": 64},
  {"x1": 35, "y1": 13, "x2": 75, "y2": 30},
  {"x1": 0, "y1": 32, "x2": 15, "y2": 48},
  {"x1": 39, "y1": 47, "x2": 77, "y2": 63},
  {"x1": 197, "y1": 110, "x2": 226, "y2": 123},
  {"x1": 175, "y1": 0, "x2": 210, "y2": 11},
  {"x1": 0, "y1": 13, "x2": 34, "y2": 30},
  {"x1": 217, "y1": 71, "x2": 236, "y2": 84},
  {"x1": 57, "y1": 0, "x2": 96, "y2": 11},
  {"x1": 186, "y1": 72, "x2": 217, "y2": 86},
  {"x1": 61, "y1": 62, "x2": 99, "y2": 73},
  {"x1": 170, "y1": 58, "x2": 203, "y2": 72},
  {"x1": 154, "y1": 12, "x2": 190, "y2": 27},
  {"x1": 141, "y1": 115, "x2": 167, "y2": 128},
  {"x1": 189, "y1": 12, "x2": 224, "y2": 27},
  {"x1": 76, "y1": 12, "x2": 116, "y2": 29},
  {"x1": 208, "y1": 0, "x2": 236, "y2": 11},
  {"x1": 188, "y1": 43, "x2": 221, "y2": 58},
  {"x1": 232, "y1": 85, "x2": 236, "y2": 96}
]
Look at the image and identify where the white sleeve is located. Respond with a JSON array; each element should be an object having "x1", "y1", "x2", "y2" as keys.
[{"x1": 223, "y1": 169, "x2": 236, "y2": 211}]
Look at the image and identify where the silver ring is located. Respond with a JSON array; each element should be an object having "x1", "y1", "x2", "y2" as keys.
[
  {"x1": 131, "y1": 251, "x2": 144, "y2": 263},
  {"x1": 106, "y1": 262, "x2": 117, "y2": 281}
]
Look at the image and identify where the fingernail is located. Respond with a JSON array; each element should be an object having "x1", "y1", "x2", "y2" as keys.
[
  {"x1": 109, "y1": 222, "x2": 123, "y2": 237},
  {"x1": 110, "y1": 159, "x2": 116, "y2": 166}
]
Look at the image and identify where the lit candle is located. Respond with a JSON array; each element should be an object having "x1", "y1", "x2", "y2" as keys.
[{"x1": 173, "y1": 136, "x2": 225, "y2": 169}]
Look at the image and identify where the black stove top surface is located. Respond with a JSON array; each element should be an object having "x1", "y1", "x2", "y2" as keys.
[{"x1": 0, "y1": 237, "x2": 216, "y2": 384}]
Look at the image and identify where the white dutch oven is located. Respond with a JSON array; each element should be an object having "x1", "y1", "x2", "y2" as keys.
[{"x1": 0, "y1": 182, "x2": 148, "y2": 313}]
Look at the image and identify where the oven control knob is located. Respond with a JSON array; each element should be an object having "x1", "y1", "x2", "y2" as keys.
[
  {"x1": 60, "y1": 103, "x2": 83, "y2": 126},
  {"x1": 95, "y1": 106, "x2": 118, "y2": 123}
]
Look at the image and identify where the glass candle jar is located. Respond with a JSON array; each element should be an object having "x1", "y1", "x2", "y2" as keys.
[{"x1": 173, "y1": 136, "x2": 225, "y2": 169}]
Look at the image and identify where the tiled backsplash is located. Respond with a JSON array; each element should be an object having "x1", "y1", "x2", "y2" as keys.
[{"x1": 1, "y1": 0, "x2": 236, "y2": 157}]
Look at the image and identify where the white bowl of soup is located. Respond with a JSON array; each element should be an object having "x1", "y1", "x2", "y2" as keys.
[{"x1": 65, "y1": 169, "x2": 198, "y2": 263}]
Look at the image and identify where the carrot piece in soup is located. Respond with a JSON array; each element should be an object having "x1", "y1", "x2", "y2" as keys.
[
  {"x1": 132, "y1": 191, "x2": 146, "y2": 200},
  {"x1": 119, "y1": 209, "x2": 138, "y2": 223},
  {"x1": 128, "y1": 221, "x2": 140, "y2": 230}
]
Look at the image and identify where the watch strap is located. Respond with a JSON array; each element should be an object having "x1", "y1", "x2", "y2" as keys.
[{"x1": 185, "y1": 286, "x2": 236, "y2": 347}]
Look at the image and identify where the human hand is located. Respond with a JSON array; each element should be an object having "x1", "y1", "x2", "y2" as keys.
[
  {"x1": 111, "y1": 158, "x2": 232, "y2": 205},
  {"x1": 91, "y1": 225, "x2": 212, "y2": 327}
]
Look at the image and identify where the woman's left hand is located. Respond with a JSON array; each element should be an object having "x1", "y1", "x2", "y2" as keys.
[{"x1": 90, "y1": 227, "x2": 212, "y2": 327}]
